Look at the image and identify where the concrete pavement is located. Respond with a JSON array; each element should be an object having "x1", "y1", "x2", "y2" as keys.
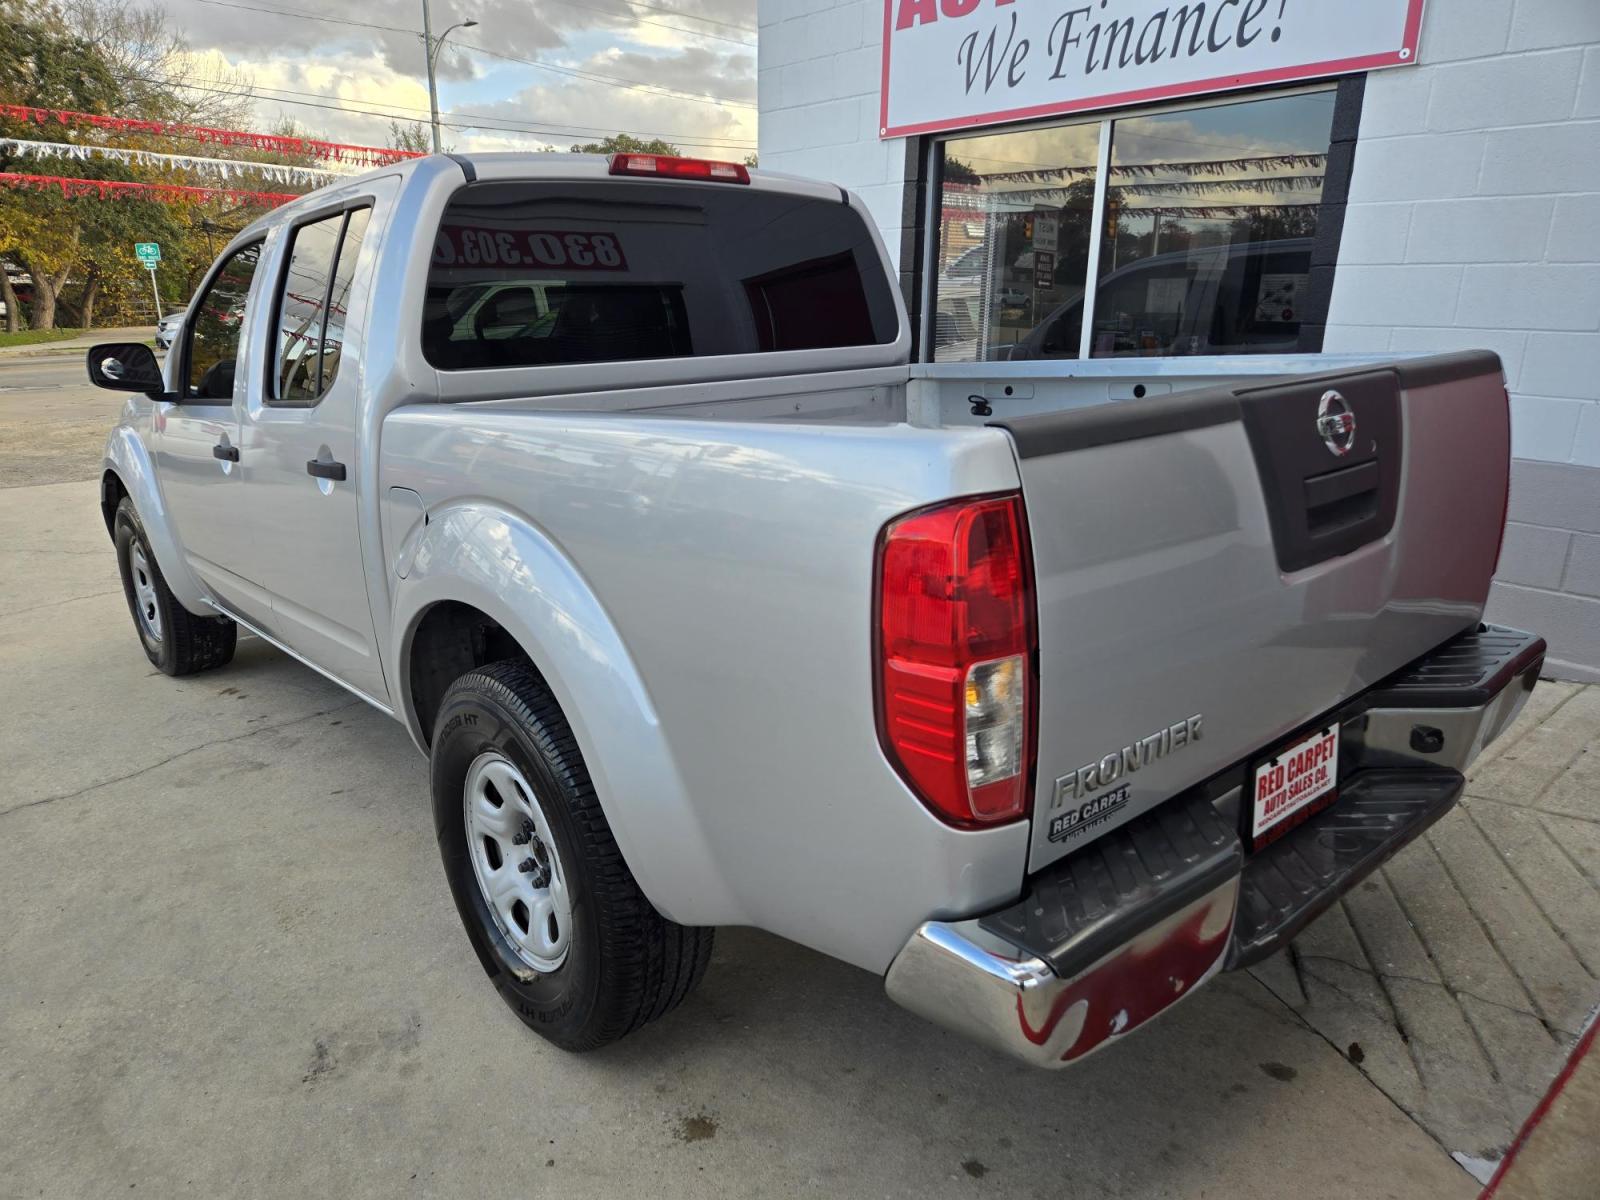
[
  {"x1": 1483, "y1": 1016, "x2": 1600, "y2": 1200},
  {"x1": 1249, "y1": 680, "x2": 1600, "y2": 1176},
  {"x1": 0, "y1": 500, "x2": 1482, "y2": 1197},
  {"x1": 3, "y1": 374, "x2": 1597, "y2": 1196},
  {"x1": 0, "y1": 355, "x2": 141, "y2": 488}
]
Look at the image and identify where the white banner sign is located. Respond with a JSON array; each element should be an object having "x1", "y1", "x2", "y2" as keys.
[{"x1": 879, "y1": 0, "x2": 1424, "y2": 138}]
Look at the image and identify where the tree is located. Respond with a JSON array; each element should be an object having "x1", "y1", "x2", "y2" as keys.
[
  {"x1": 0, "y1": 0, "x2": 122, "y2": 328},
  {"x1": 72, "y1": 170, "x2": 185, "y2": 327},
  {"x1": 0, "y1": 0, "x2": 119, "y2": 115},
  {"x1": 943, "y1": 155, "x2": 980, "y2": 185},
  {"x1": 388, "y1": 120, "x2": 433, "y2": 155},
  {"x1": 0, "y1": 0, "x2": 276, "y2": 329},
  {"x1": 569, "y1": 133, "x2": 682, "y2": 157},
  {"x1": 56, "y1": 0, "x2": 254, "y2": 127}
]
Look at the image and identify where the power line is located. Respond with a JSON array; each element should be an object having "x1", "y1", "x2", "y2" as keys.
[
  {"x1": 187, "y1": 0, "x2": 753, "y2": 46},
  {"x1": 183, "y1": 0, "x2": 754, "y2": 106},
  {"x1": 127, "y1": 84, "x2": 753, "y2": 147},
  {"x1": 482, "y1": 0, "x2": 755, "y2": 47},
  {"x1": 451, "y1": 41, "x2": 756, "y2": 108},
  {"x1": 202, "y1": 76, "x2": 757, "y2": 145},
  {"x1": 121, "y1": 61, "x2": 756, "y2": 139},
  {"x1": 567, "y1": 0, "x2": 756, "y2": 34},
  {"x1": 187, "y1": 0, "x2": 409, "y2": 34},
  {"x1": 543, "y1": 1, "x2": 753, "y2": 46},
  {"x1": 119, "y1": 73, "x2": 757, "y2": 148}
]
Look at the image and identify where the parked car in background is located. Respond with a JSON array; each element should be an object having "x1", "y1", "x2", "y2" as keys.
[
  {"x1": 87, "y1": 152, "x2": 1542, "y2": 1068},
  {"x1": 154, "y1": 312, "x2": 183, "y2": 350},
  {"x1": 998, "y1": 238, "x2": 1313, "y2": 360}
]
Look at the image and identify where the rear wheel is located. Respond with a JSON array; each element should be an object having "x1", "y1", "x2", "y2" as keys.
[
  {"x1": 113, "y1": 497, "x2": 236, "y2": 676},
  {"x1": 431, "y1": 661, "x2": 713, "y2": 1051}
]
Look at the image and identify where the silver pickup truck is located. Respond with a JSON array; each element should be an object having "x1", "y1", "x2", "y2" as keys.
[{"x1": 87, "y1": 151, "x2": 1545, "y2": 1067}]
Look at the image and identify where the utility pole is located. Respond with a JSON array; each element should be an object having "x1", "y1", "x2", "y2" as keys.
[
  {"x1": 423, "y1": 1, "x2": 477, "y2": 155},
  {"x1": 423, "y1": 0, "x2": 439, "y2": 154}
]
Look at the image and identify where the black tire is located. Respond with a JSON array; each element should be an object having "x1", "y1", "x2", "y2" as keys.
[
  {"x1": 113, "y1": 496, "x2": 237, "y2": 676},
  {"x1": 431, "y1": 661, "x2": 713, "y2": 1051}
]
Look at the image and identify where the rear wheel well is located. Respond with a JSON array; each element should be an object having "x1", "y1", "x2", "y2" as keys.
[
  {"x1": 101, "y1": 471, "x2": 127, "y2": 539},
  {"x1": 408, "y1": 601, "x2": 532, "y2": 745}
]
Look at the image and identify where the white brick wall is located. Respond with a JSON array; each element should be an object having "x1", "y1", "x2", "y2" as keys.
[
  {"x1": 758, "y1": 0, "x2": 1600, "y2": 674},
  {"x1": 1325, "y1": 0, "x2": 1600, "y2": 678},
  {"x1": 758, "y1": 0, "x2": 910, "y2": 269}
]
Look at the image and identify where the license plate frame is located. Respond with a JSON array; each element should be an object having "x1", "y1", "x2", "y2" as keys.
[{"x1": 1250, "y1": 724, "x2": 1341, "y2": 850}]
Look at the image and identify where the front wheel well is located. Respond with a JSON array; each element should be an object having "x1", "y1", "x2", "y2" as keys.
[
  {"x1": 101, "y1": 471, "x2": 128, "y2": 539},
  {"x1": 408, "y1": 601, "x2": 534, "y2": 746}
]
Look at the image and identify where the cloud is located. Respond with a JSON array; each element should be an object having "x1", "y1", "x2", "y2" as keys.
[
  {"x1": 165, "y1": 0, "x2": 758, "y2": 154},
  {"x1": 448, "y1": 45, "x2": 757, "y2": 152},
  {"x1": 171, "y1": 0, "x2": 566, "y2": 73}
]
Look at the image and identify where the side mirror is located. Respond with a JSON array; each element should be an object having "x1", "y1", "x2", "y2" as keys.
[{"x1": 87, "y1": 342, "x2": 165, "y2": 397}]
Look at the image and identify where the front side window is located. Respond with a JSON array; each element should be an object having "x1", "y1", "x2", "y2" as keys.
[
  {"x1": 932, "y1": 90, "x2": 1338, "y2": 362},
  {"x1": 422, "y1": 181, "x2": 899, "y2": 370},
  {"x1": 273, "y1": 207, "x2": 372, "y2": 404},
  {"x1": 185, "y1": 242, "x2": 263, "y2": 401}
]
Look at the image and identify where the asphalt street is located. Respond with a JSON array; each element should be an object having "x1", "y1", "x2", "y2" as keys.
[
  {"x1": 0, "y1": 354, "x2": 127, "y2": 488},
  {"x1": 0, "y1": 353, "x2": 1518, "y2": 1197}
]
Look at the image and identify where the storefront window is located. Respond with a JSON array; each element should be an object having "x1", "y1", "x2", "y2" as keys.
[
  {"x1": 931, "y1": 90, "x2": 1338, "y2": 362},
  {"x1": 932, "y1": 119, "x2": 1099, "y2": 362}
]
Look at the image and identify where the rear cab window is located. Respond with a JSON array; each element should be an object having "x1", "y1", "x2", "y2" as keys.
[{"x1": 422, "y1": 180, "x2": 899, "y2": 370}]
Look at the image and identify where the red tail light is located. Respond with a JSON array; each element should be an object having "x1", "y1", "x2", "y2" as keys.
[
  {"x1": 875, "y1": 493, "x2": 1036, "y2": 827},
  {"x1": 608, "y1": 153, "x2": 750, "y2": 184}
]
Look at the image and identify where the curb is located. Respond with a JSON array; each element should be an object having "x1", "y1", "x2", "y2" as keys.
[{"x1": 0, "y1": 334, "x2": 160, "y2": 362}]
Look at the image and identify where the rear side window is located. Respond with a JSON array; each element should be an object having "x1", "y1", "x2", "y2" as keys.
[
  {"x1": 272, "y1": 207, "x2": 371, "y2": 404},
  {"x1": 423, "y1": 180, "x2": 898, "y2": 370}
]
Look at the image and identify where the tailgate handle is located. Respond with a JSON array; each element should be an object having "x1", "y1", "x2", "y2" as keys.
[
  {"x1": 1304, "y1": 460, "x2": 1379, "y2": 508},
  {"x1": 1304, "y1": 460, "x2": 1380, "y2": 539}
]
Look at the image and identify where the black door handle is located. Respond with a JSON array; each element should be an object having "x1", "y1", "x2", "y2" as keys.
[
  {"x1": 306, "y1": 459, "x2": 347, "y2": 482},
  {"x1": 212, "y1": 444, "x2": 239, "y2": 462}
]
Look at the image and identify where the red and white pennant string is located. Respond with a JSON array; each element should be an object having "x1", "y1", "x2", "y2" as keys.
[
  {"x1": 0, "y1": 172, "x2": 301, "y2": 208},
  {"x1": 0, "y1": 105, "x2": 424, "y2": 168}
]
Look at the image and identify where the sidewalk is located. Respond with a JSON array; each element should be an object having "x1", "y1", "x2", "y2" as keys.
[
  {"x1": 0, "y1": 326, "x2": 156, "y2": 359},
  {"x1": 1250, "y1": 680, "x2": 1600, "y2": 1179},
  {"x1": 1482, "y1": 1016, "x2": 1600, "y2": 1199}
]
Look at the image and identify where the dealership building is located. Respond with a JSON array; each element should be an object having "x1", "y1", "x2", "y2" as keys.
[{"x1": 757, "y1": 0, "x2": 1600, "y2": 678}]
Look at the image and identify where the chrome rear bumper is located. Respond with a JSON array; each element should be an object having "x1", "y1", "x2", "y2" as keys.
[
  {"x1": 886, "y1": 880, "x2": 1239, "y2": 1067},
  {"x1": 884, "y1": 624, "x2": 1544, "y2": 1068}
]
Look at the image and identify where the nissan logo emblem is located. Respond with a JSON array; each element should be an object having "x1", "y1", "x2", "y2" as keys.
[{"x1": 1316, "y1": 390, "x2": 1357, "y2": 457}]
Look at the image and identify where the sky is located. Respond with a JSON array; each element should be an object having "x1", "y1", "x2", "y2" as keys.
[{"x1": 162, "y1": 0, "x2": 759, "y2": 158}]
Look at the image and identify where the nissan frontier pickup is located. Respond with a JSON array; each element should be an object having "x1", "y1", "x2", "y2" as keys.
[{"x1": 86, "y1": 151, "x2": 1544, "y2": 1065}]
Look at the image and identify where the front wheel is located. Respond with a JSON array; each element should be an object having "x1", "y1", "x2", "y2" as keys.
[
  {"x1": 113, "y1": 497, "x2": 236, "y2": 676},
  {"x1": 431, "y1": 661, "x2": 713, "y2": 1051}
]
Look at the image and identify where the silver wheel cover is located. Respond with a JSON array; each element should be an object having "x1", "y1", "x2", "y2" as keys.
[
  {"x1": 463, "y1": 751, "x2": 573, "y2": 973},
  {"x1": 129, "y1": 543, "x2": 162, "y2": 642}
]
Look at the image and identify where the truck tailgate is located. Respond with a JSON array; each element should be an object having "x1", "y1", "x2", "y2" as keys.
[{"x1": 997, "y1": 351, "x2": 1508, "y2": 873}]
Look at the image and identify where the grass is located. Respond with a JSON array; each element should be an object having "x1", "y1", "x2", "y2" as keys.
[{"x1": 0, "y1": 328, "x2": 81, "y2": 349}]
